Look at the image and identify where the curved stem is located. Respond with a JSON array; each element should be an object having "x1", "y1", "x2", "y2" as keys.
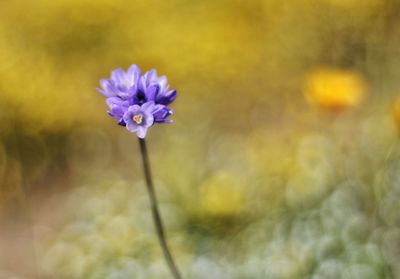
[{"x1": 138, "y1": 138, "x2": 182, "y2": 279}]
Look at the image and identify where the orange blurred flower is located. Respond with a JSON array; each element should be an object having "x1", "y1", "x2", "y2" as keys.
[{"x1": 303, "y1": 68, "x2": 367, "y2": 111}]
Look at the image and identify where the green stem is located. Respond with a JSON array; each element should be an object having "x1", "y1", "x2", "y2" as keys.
[{"x1": 138, "y1": 138, "x2": 182, "y2": 279}]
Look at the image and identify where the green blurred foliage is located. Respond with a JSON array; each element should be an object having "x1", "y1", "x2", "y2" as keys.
[{"x1": 1, "y1": 0, "x2": 400, "y2": 278}]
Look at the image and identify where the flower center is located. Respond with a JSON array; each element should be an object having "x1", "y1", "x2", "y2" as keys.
[{"x1": 133, "y1": 114, "x2": 143, "y2": 124}]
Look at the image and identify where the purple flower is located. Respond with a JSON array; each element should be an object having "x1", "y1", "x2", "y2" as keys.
[
  {"x1": 98, "y1": 65, "x2": 141, "y2": 100},
  {"x1": 153, "y1": 105, "x2": 173, "y2": 123},
  {"x1": 98, "y1": 65, "x2": 176, "y2": 138},
  {"x1": 123, "y1": 102, "x2": 155, "y2": 138},
  {"x1": 106, "y1": 97, "x2": 129, "y2": 125},
  {"x1": 139, "y1": 70, "x2": 177, "y2": 105}
]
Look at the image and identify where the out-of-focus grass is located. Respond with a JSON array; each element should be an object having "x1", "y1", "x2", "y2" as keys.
[{"x1": 1, "y1": 0, "x2": 400, "y2": 278}]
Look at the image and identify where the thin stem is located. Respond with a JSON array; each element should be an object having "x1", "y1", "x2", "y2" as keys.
[{"x1": 138, "y1": 138, "x2": 182, "y2": 279}]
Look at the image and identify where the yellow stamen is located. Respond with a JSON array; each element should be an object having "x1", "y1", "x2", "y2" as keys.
[{"x1": 133, "y1": 114, "x2": 143, "y2": 124}]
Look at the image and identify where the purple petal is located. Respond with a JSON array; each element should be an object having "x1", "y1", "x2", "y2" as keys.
[
  {"x1": 106, "y1": 97, "x2": 128, "y2": 107},
  {"x1": 153, "y1": 105, "x2": 172, "y2": 122},
  {"x1": 126, "y1": 121, "x2": 139, "y2": 132},
  {"x1": 127, "y1": 105, "x2": 141, "y2": 114},
  {"x1": 152, "y1": 104, "x2": 167, "y2": 113},
  {"x1": 127, "y1": 64, "x2": 141, "y2": 79},
  {"x1": 143, "y1": 112, "x2": 154, "y2": 127},
  {"x1": 136, "y1": 126, "x2": 148, "y2": 138},
  {"x1": 157, "y1": 76, "x2": 168, "y2": 88},
  {"x1": 108, "y1": 104, "x2": 126, "y2": 118},
  {"x1": 142, "y1": 101, "x2": 155, "y2": 111},
  {"x1": 156, "y1": 119, "x2": 173, "y2": 123},
  {"x1": 157, "y1": 90, "x2": 177, "y2": 105},
  {"x1": 145, "y1": 84, "x2": 160, "y2": 101},
  {"x1": 117, "y1": 92, "x2": 131, "y2": 100},
  {"x1": 118, "y1": 119, "x2": 126, "y2": 126},
  {"x1": 97, "y1": 88, "x2": 106, "y2": 96},
  {"x1": 99, "y1": 79, "x2": 117, "y2": 97},
  {"x1": 145, "y1": 69, "x2": 157, "y2": 82},
  {"x1": 111, "y1": 68, "x2": 126, "y2": 84}
]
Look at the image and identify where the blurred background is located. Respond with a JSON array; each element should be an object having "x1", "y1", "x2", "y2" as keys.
[{"x1": 1, "y1": 0, "x2": 400, "y2": 278}]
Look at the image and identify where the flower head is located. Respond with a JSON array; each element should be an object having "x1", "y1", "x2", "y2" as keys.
[{"x1": 98, "y1": 65, "x2": 176, "y2": 137}]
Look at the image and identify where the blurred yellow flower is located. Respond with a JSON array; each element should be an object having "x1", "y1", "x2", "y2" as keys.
[
  {"x1": 303, "y1": 68, "x2": 367, "y2": 111},
  {"x1": 199, "y1": 172, "x2": 246, "y2": 216}
]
